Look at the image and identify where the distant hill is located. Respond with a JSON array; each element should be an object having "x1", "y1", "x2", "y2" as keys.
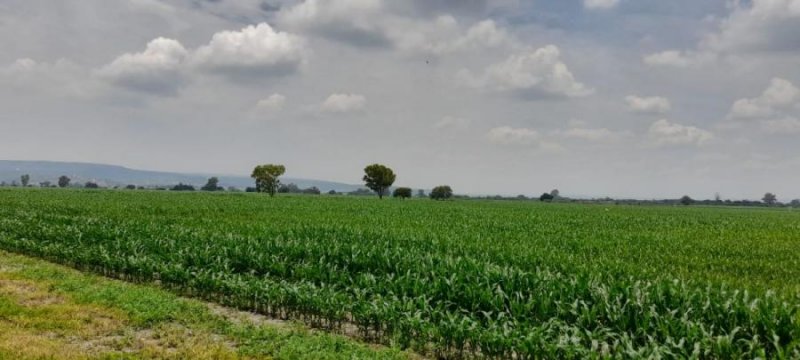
[{"x1": 0, "y1": 160, "x2": 364, "y2": 192}]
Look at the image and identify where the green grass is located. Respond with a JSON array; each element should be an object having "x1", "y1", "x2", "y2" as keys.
[
  {"x1": 0, "y1": 188, "x2": 799, "y2": 358},
  {"x1": 0, "y1": 250, "x2": 413, "y2": 359}
]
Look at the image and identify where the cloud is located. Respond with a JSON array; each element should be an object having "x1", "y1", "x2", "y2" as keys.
[
  {"x1": 625, "y1": 95, "x2": 671, "y2": 114},
  {"x1": 728, "y1": 78, "x2": 800, "y2": 119},
  {"x1": 704, "y1": 0, "x2": 800, "y2": 53},
  {"x1": 762, "y1": 117, "x2": 800, "y2": 134},
  {"x1": 321, "y1": 93, "x2": 367, "y2": 113},
  {"x1": 191, "y1": 23, "x2": 308, "y2": 77},
  {"x1": 555, "y1": 127, "x2": 631, "y2": 143},
  {"x1": 647, "y1": 119, "x2": 713, "y2": 147},
  {"x1": 394, "y1": 18, "x2": 512, "y2": 56},
  {"x1": 255, "y1": 93, "x2": 287, "y2": 111},
  {"x1": 584, "y1": 0, "x2": 620, "y2": 10},
  {"x1": 433, "y1": 116, "x2": 470, "y2": 130},
  {"x1": 277, "y1": 0, "x2": 391, "y2": 48},
  {"x1": 460, "y1": 45, "x2": 593, "y2": 99},
  {"x1": 642, "y1": 50, "x2": 715, "y2": 68},
  {"x1": 486, "y1": 126, "x2": 540, "y2": 145},
  {"x1": 97, "y1": 37, "x2": 188, "y2": 95}
]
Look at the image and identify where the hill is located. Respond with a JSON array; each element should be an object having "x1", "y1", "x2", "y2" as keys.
[{"x1": 0, "y1": 160, "x2": 363, "y2": 192}]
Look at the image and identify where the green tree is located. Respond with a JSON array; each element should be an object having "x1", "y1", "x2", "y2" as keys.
[
  {"x1": 762, "y1": 192, "x2": 777, "y2": 205},
  {"x1": 679, "y1": 195, "x2": 694, "y2": 206},
  {"x1": 393, "y1": 187, "x2": 412, "y2": 199},
  {"x1": 58, "y1": 175, "x2": 70, "y2": 188},
  {"x1": 251, "y1": 164, "x2": 286, "y2": 197},
  {"x1": 20, "y1": 174, "x2": 30, "y2": 187},
  {"x1": 540, "y1": 193, "x2": 554, "y2": 202},
  {"x1": 362, "y1": 164, "x2": 396, "y2": 199},
  {"x1": 201, "y1": 177, "x2": 222, "y2": 191},
  {"x1": 430, "y1": 185, "x2": 453, "y2": 200}
]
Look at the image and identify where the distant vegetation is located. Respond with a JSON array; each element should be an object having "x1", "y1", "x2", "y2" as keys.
[{"x1": 1, "y1": 191, "x2": 798, "y2": 358}]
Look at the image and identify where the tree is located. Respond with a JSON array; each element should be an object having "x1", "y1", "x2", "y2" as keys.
[
  {"x1": 84, "y1": 181, "x2": 99, "y2": 189},
  {"x1": 278, "y1": 183, "x2": 301, "y2": 194},
  {"x1": 58, "y1": 176, "x2": 71, "y2": 188},
  {"x1": 540, "y1": 193, "x2": 554, "y2": 202},
  {"x1": 550, "y1": 189, "x2": 560, "y2": 199},
  {"x1": 125, "y1": 184, "x2": 136, "y2": 190},
  {"x1": 790, "y1": 199, "x2": 800, "y2": 207},
  {"x1": 762, "y1": 192, "x2": 777, "y2": 205},
  {"x1": 328, "y1": 190, "x2": 338, "y2": 195},
  {"x1": 303, "y1": 186, "x2": 321, "y2": 195},
  {"x1": 679, "y1": 195, "x2": 694, "y2": 206},
  {"x1": 39, "y1": 181, "x2": 51, "y2": 188},
  {"x1": 171, "y1": 183, "x2": 195, "y2": 191},
  {"x1": 393, "y1": 187, "x2": 412, "y2": 199},
  {"x1": 20, "y1": 174, "x2": 30, "y2": 187},
  {"x1": 201, "y1": 177, "x2": 223, "y2": 191},
  {"x1": 430, "y1": 185, "x2": 453, "y2": 201},
  {"x1": 417, "y1": 189, "x2": 426, "y2": 198},
  {"x1": 362, "y1": 164, "x2": 396, "y2": 199},
  {"x1": 251, "y1": 164, "x2": 286, "y2": 197}
]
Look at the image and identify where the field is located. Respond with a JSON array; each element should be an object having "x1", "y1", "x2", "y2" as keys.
[{"x1": 0, "y1": 188, "x2": 799, "y2": 358}]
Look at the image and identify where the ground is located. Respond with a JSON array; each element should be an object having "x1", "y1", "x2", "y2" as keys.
[{"x1": 0, "y1": 251, "x2": 414, "y2": 360}]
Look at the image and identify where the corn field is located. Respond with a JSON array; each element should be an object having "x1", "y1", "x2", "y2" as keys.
[{"x1": 0, "y1": 188, "x2": 798, "y2": 358}]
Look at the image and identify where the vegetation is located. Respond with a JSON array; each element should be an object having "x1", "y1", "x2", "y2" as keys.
[
  {"x1": 0, "y1": 250, "x2": 410, "y2": 360},
  {"x1": 392, "y1": 187, "x2": 412, "y2": 199},
  {"x1": 0, "y1": 189, "x2": 798, "y2": 358},
  {"x1": 763, "y1": 192, "x2": 778, "y2": 205},
  {"x1": 363, "y1": 164, "x2": 396, "y2": 199},
  {"x1": 58, "y1": 175, "x2": 70, "y2": 188},
  {"x1": 201, "y1": 177, "x2": 223, "y2": 191},
  {"x1": 429, "y1": 185, "x2": 453, "y2": 201},
  {"x1": 171, "y1": 183, "x2": 195, "y2": 191},
  {"x1": 20, "y1": 174, "x2": 30, "y2": 187},
  {"x1": 251, "y1": 164, "x2": 286, "y2": 197},
  {"x1": 539, "y1": 192, "x2": 554, "y2": 202}
]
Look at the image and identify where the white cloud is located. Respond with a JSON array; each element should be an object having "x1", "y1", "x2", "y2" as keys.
[
  {"x1": 486, "y1": 126, "x2": 540, "y2": 146},
  {"x1": 461, "y1": 45, "x2": 593, "y2": 99},
  {"x1": 642, "y1": 50, "x2": 715, "y2": 68},
  {"x1": 647, "y1": 119, "x2": 714, "y2": 147},
  {"x1": 191, "y1": 23, "x2": 308, "y2": 77},
  {"x1": 97, "y1": 37, "x2": 188, "y2": 94},
  {"x1": 394, "y1": 18, "x2": 512, "y2": 56},
  {"x1": 433, "y1": 116, "x2": 470, "y2": 130},
  {"x1": 625, "y1": 95, "x2": 671, "y2": 114},
  {"x1": 255, "y1": 93, "x2": 287, "y2": 111},
  {"x1": 704, "y1": 0, "x2": 800, "y2": 53},
  {"x1": 584, "y1": 0, "x2": 620, "y2": 10},
  {"x1": 762, "y1": 117, "x2": 800, "y2": 133},
  {"x1": 728, "y1": 78, "x2": 800, "y2": 119},
  {"x1": 555, "y1": 127, "x2": 631, "y2": 143},
  {"x1": 277, "y1": 0, "x2": 390, "y2": 48},
  {"x1": 321, "y1": 93, "x2": 367, "y2": 113}
]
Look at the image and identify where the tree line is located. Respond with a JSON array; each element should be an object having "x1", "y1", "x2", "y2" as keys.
[{"x1": 3, "y1": 169, "x2": 799, "y2": 207}]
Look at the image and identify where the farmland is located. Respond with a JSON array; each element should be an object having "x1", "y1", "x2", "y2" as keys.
[{"x1": 0, "y1": 188, "x2": 799, "y2": 358}]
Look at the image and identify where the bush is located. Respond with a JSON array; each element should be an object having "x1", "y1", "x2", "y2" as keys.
[
  {"x1": 430, "y1": 186, "x2": 453, "y2": 201},
  {"x1": 393, "y1": 187, "x2": 413, "y2": 199},
  {"x1": 171, "y1": 183, "x2": 195, "y2": 191}
]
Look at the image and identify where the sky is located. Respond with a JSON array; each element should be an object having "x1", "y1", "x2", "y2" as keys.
[{"x1": 1, "y1": 0, "x2": 799, "y2": 200}]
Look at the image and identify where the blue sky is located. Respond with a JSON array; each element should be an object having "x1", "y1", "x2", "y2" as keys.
[{"x1": 1, "y1": 0, "x2": 799, "y2": 199}]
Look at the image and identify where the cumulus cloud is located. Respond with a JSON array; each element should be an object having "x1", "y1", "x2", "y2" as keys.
[
  {"x1": 486, "y1": 126, "x2": 540, "y2": 145},
  {"x1": 433, "y1": 116, "x2": 470, "y2": 130},
  {"x1": 728, "y1": 78, "x2": 800, "y2": 119},
  {"x1": 647, "y1": 119, "x2": 713, "y2": 147},
  {"x1": 460, "y1": 45, "x2": 593, "y2": 99},
  {"x1": 642, "y1": 50, "x2": 715, "y2": 68},
  {"x1": 584, "y1": 0, "x2": 620, "y2": 10},
  {"x1": 625, "y1": 95, "x2": 671, "y2": 114},
  {"x1": 277, "y1": 0, "x2": 391, "y2": 48},
  {"x1": 321, "y1": 93, "x2": 367, "y2": 112},
  {"x1": 97, "y1": 37, "x2": 188, "y2": 95},
  {"x1": 704, "y1": 0, "x2": 800, "y2": 53},
  {"x1": 762, "y1": 117, "x2": 800, "y2": 134},
  {"x1": 255, "y1": 93, "x2": 287, "y2": 111},
  {"x1": 191, "y1": 23, "x2": 308, "y2": 77},
  {"x1": 555, "y1": 127, "x2": 632, "y2": 143}
]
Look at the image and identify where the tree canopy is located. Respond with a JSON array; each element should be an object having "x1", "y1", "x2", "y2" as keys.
[
  {"x1": 251, "y1": 164, "x2": 286, "y2": 197},
  {"x1": 362, "y1": 164, "x2": 396, "y2": 199},
  {"x1": 430, "y1": 185, "x2": 453, "y2": 201},
  {"x1": 393, "y1": 187, "x2": 412, "y2": 199}
]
